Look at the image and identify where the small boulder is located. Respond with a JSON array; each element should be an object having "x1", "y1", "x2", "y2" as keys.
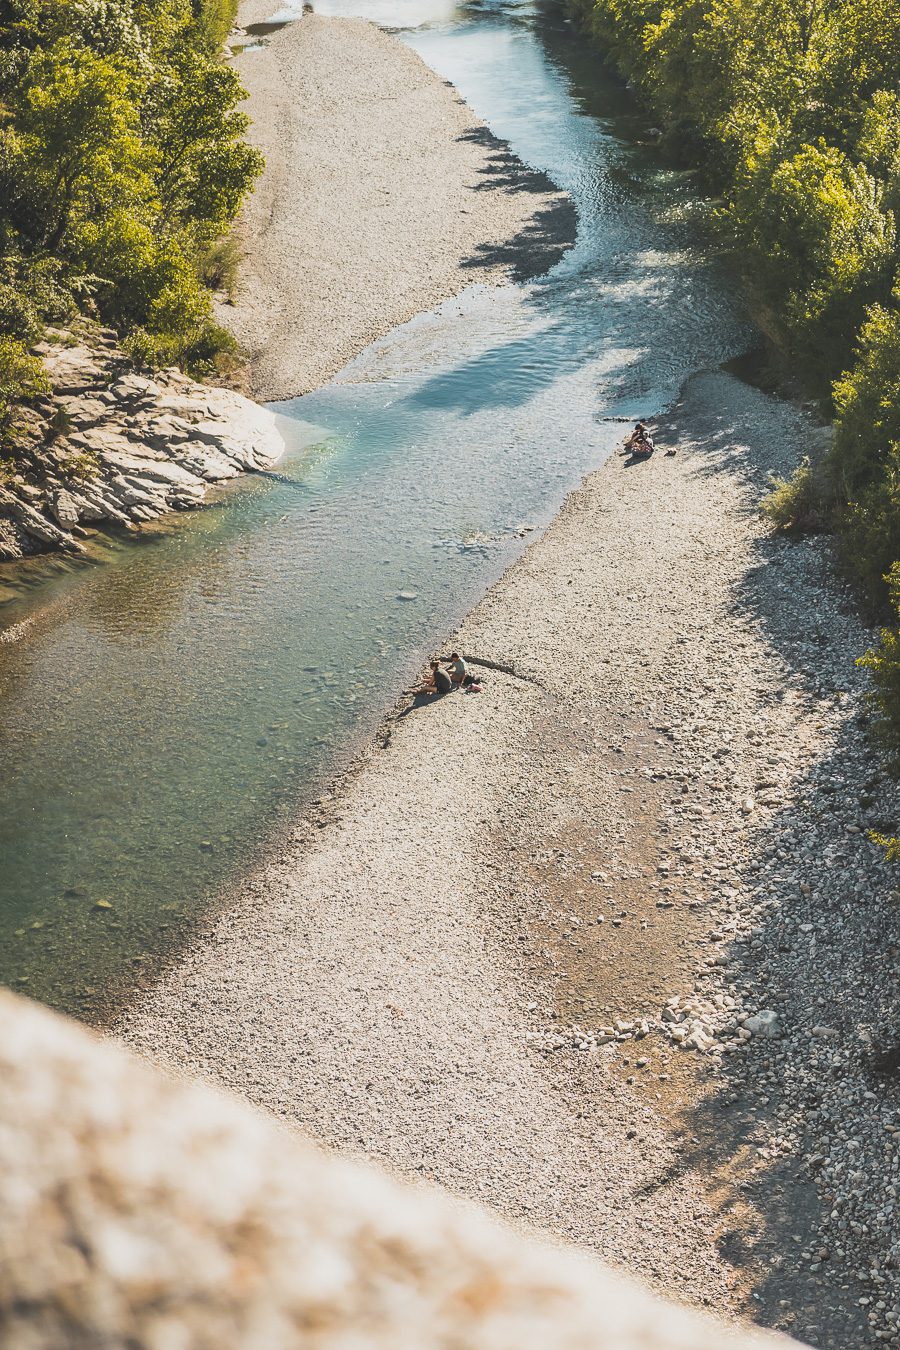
[
  {"x1": 50, "y1": 490, "x2": 81, "y2": 529},
  {"x1": 743, "y1": 1010, "x2": 780, "y2": 1039}
]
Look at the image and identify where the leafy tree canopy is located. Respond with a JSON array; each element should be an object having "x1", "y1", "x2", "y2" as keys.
[{"x1": 0, "y1": 0, "x2": 262, "y2": 398}]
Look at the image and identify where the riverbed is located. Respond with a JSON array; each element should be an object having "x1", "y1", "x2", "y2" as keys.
[{"x1": 0, "y1": 0, "x2": 751, "y2": 1018}]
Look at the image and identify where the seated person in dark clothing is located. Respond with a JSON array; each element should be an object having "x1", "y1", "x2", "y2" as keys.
[{"x1": 419, "y1": 660, "x2": 453, "y2": 697}]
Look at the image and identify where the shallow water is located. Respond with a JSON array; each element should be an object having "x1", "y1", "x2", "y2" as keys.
[{"x1": 0, "y1": 0, "x2": 752, "y2": 1017}]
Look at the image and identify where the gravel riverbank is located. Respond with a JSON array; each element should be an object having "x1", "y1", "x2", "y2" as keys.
[
  {"x1": 120, "y1": 370, "x2": 900, "y2": 1346},
  {"x1": 218, "y1": 8, "x2": 575, "y2": 401}
]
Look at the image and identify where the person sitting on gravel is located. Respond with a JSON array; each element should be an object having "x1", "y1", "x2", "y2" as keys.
[
  {"x1": 419, "y1": 660, "x2": 452, "y2": 698},
  {"x1": 447, "y1": 652, "x2": 468, "y2": 686},
  {"x1": 623, "y1": 421, "x2": 654, "y2": 456}
]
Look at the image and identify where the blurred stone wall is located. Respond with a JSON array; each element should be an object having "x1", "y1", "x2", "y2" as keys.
[{"x1": 0, "y1": 991, "x2": 799, "y2": 1348}]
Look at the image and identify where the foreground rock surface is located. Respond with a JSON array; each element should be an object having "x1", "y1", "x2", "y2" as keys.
[
  {"x1": 0, "y1": 989, "x2": 799, "y2": 1348},
  {"x1": 121, "y1": 371, "x2": 900, "y2": 1347},
  {"x1": 0, "y1": 331, "x2": 284, "y2": 562}
]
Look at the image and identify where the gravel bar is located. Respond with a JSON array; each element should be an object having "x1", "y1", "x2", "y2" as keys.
[{"x1": 218, "y1": 8, "x2": 575, "y2": 401}]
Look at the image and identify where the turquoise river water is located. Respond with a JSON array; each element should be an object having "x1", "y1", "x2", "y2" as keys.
[{"x1": 0, "y1": 0, "x2": 753, "y2": 1018}]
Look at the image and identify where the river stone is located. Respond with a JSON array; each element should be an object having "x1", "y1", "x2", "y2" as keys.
[
  {"x1": 0, "y1": 488, "x2": 82, "y2": 552},
  {"x1": 743, "y1": 1010, "x2": 781, "y2": 1039},
  {"x1": 109, "y1": 372, "x2": 163, "y2": 401},
  {"x1": 174, "y1": 444, "x2": 242, "y2": 480},
  {"x1": 57, "y1": 396, "x2": 110, "y2": 428},
  {"x1": 50, "y1": 490, "x2": 81, "y2": 528}
]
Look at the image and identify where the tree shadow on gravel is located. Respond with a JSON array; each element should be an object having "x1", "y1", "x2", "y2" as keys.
[
  {"x1": 461, "y1": 197, "x2": 578, "y2": 283},
  {"x1": 663, "y1": 372, "x2": 831, "y2": 499},
  {"x1": 643, "y1": 380, "x2": 900, "y2": 1347},
  {"x1": 458, "y1": 125, "x2": 566, "y2": 196},
  {"x1": 455, "y1": 125, "x2": 578, "y2": 283},
  {"x1": 661, "y1": 720, "x2": 900, "y2": 1348}
]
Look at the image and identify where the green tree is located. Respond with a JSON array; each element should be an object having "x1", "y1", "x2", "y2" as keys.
[
  {"x1": 0, "y1": 0, "x2": 259, "y2": 389},
  {"x1": 145, "y1": 52, "x2": 263, "y2": 238},
  {"x1": 729, "y1": 136, "x2": 894, "y2": 382},
  {"x1": 6, "y1": 39, "x2": 153, "y2": 255}
]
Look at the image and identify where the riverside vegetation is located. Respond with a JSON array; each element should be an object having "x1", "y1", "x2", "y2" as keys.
[
  {"x1": 0, "y1": 0, "x2": 262, "y2": 433},
  {"x1": 568, "y1": 0, "x2": 900, "y2": 841}
]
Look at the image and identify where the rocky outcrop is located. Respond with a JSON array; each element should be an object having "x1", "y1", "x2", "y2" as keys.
[
  {"x1": 0, "y1": 330, "x2": 285, "y2": 561},
  {"x1": 0, "y1": 989, "x2": 799, "y2": 1349}
]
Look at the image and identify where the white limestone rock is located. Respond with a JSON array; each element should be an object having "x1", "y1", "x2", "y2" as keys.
[
  {"x1": 0, "y1": 487, "x2": 83, "y2": 553},
  {"x1": 41, "y1": 344, "x2": 110, "y2": 392},
  {"x1": 1, "y1": 335, "x2": 284, "y2": 557}
]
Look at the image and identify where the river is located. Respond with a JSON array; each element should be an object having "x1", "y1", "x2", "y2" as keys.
[{"x1": 0, "y1": 0, "x2": 752, "y2": 1019}]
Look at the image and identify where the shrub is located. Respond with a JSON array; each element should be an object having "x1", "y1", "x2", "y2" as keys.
[
  {"x1": 63, "y1": 448, "x2": 101, "y2": 480},
  {"x1": 0, "y1": 255, "x2": 76, "y2": 342},
  {"x1": 123, "y1": 317, "x2": 237, "y2": 376},
  {"x1": 177, "y1": 319, "x2": 239, "y2": 377},
  {"x1": 0, "y1": 335, "x2": 48, "y2": 432},
  {"x1": 190, "y1": 0, "x2": 240, "y2": 51},
  {"x1": 832, "y1": 301, "x2": 900, "y2": 484},
  {"x1": 729, "y1": 138, "x2": 894, "y2": 388},
  {"x1": 198, "y1": 231, "x2": 242, "y2": 298},
  {"x1": 859, "y1": 568, "x2": 900, "y2": 811},
  {"x1": 761, "y1": 457, "x2": 824, "y2": 532}
]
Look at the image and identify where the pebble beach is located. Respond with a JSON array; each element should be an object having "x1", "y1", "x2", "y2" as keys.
[
  {"x1": 4, "y1": 0, "x2": 899, "y2": 1343},
  {"x1": 113, "y1": 5, "x2": 900, "y2": 1346}
]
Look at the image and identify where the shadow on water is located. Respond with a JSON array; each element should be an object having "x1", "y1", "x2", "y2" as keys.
[
  {"x1": 668, "y1": 719, "x2": 899, "y2": 1346},
  {"x1": 406, "y1": 228, "x2": 734, "y2": 419},
  {"x1": 405, "y1": 317, "x2": 591, "y2": 415}
]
